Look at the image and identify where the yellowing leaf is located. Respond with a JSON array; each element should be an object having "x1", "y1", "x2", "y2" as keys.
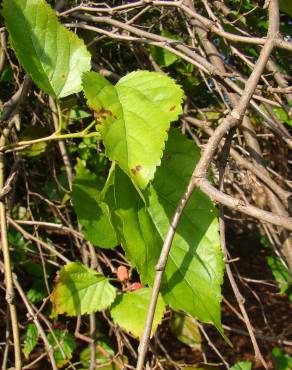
[{"x1": 51, "y1": 262, "x2": 116, "y2": 317}]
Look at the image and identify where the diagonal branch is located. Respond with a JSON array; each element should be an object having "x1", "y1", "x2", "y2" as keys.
[{"x1": 136, "y1": 1, "x2": 282, "y2": 368}]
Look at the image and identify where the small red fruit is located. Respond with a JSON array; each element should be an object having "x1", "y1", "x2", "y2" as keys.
[
  {"x1": 116, "y1": 265, "x2": 129, "y2": 282},
  {"x1": 128, "y1": 282, "x2": 144, "y2": 291}
]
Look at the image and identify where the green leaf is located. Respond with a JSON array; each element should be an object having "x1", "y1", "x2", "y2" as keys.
[
  {"x1": 273, "y1": 108, "x2": 292, "y2": 127},
  {"x1": 51, "y1": 262, "x2": 116, "y2": 316},
  {"x1": 272, "y1": 347, "x2": 292, "y2": 370},
  {"x1": 72, "y1": 163, "x2": 118, "y2": 248},
  {"x1": 23, "y1": 323, "x2": 38, "y2": 359},
  {"x1": 147, "y1": 131, "x2": 224, "y2": 330},
  {"x1": 150, "y1": 30, "x2": 180, "y2": 67},
  {"x1": 3, "y1": 0, "x2": 91, "y2": 98},
  {"x1": 19, "y1": 126, "x2": 48, "y2": 157},
  {"x1": 230, "y1": 361, "x2": 252, "y2": 370},
  {"x1": 24, "y1": 260, "x2": 52, "y2": 278},
  {"x1": 82, "y1": 71, "x2": 183, "y2": 188},
  {"x1": 43, "y1": 171, "x2": 69, "y2": 201},
  {"x1": 80, "y1": 340, "x2": 126, "y2": 370},
  {"x1": 268, "y1": 256, "x2": 292, "y2": 297},
  {"x1": 47, "y1": 329, "x2": 76, "y2": 368},
  {"x1": 110, "y1": 288, "x2": 166, "y2": 338},
  {"x1": 104, "y1": 167, "x2": 159, "y2": 285},
  {"x1": 105, "y1": 130, "x2": 224, "y2": 333},
  {"x1": 170, "y1": 313, "x2": 201, "y2": 349},
  {"x1": 27, "y1": 280, "x2": 48, "y2": 303}
]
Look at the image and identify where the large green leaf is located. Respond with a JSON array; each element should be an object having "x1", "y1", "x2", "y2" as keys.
[
  {"x1": 3, "y1": 0, "x2": 91, "y2": 98},
  {"x1": 72, "y1": 163, "x2": 118, "y2": 249},
  {"x1": 110, "y1": 288, "x2": 166, "y2": 338},
  {"x1": 147, "y1": 131, "x2": 223, "y2": 329},
  {"x1": 104, "y1": 167, "x2": 159, "y2": 285},
  {"x1": 105, "y1": 130, "x2": 224, "y2": 332},
  {"x1": 51, "y1": 262, "x2": 116, "y2": 316},
  {"x1": 82, "y1": 71, "x2": 183, "y2": 188}
]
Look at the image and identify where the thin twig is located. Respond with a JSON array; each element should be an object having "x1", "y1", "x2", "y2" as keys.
[{"x1": 8, "y1": 218, "x2": 71, "y2": 263}]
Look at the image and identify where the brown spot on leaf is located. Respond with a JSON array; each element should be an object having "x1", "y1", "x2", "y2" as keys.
[
  {"x1": 131, "y1": 165, "x2": 142, "y2": 175},
  {"x1": 93, "y1": 111, "x2": 103, "y2": 124},
  {"x1": 60, "y1": 74, "x2": 66, "y2": 80},
  {"x1": 170, "y1": 105, "x2": 176, "y2": 111},
  {"x1": 94, "y1": 108, "x2": 114, "y2": 121},
  {"x1": 100, "y1": 108, "x2": 113, "y2": 116},
  {"x1": 94, "y1": 108, "x2": 115, "y2": 124}
]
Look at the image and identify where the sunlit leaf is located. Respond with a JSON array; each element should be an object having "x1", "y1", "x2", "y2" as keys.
[
  {"x1": 51, "y1": 262, "x2": 116, "y2": 316},
  {"x1": 273, "y1": 107, "x2": 292, "y2": 127},
  {"x1": 82, "y1": 71, "x2": 183, "y2": 188},
  {"x1": 104, "y1": 130, "x2": 225, "y2": 334},
  {"x1": 3, "y1": 0, "x2": 91, "y2": 98},
  {"x1": 110, "y1": 288, "x2": 166, "y2": 338},
  {"x1": 268, "y1": 256, "x2": 292, "y2": 300},
  {"x1": 150, "y1": 30, "x2": 180, "y2": 67},
  {"x1": 230, "y1": 361, "x2": 252, "y2": 370}
]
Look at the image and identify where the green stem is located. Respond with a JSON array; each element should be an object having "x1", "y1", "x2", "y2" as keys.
[
  {"x1": 83, "y1": 120, "x2": 97, "y2": 133},
  {"x1": 100, "y1": 161, "x2": 115, "y2": 200},
  {"x1": 2, "y1": 131, "x2": 100, "y2": 153},
  {"x1": 55, "y1": 100, "x2": 63, "y2": 134}
]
